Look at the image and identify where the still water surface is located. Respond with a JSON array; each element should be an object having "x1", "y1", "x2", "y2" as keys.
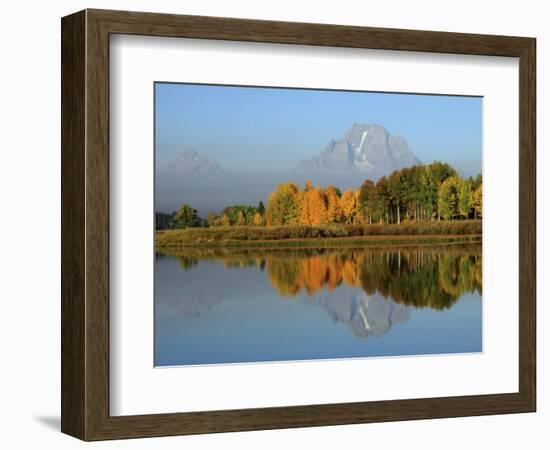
[{"x1": 155, "y1": 244, "x2": 482, "y2": 366}]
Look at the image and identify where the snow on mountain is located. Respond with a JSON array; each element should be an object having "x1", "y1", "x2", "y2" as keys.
[{"x1": 296, "y1": 123, "x2": 421, "y2": 179}]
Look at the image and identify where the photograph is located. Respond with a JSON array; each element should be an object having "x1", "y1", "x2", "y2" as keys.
[{"x1": 154, "y1": 83, "x2": 483, "y2": 367}]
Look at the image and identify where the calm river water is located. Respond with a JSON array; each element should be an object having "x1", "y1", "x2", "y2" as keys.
[{"x1": 155, "y1": 244, "x2": 482, "y2": 366}]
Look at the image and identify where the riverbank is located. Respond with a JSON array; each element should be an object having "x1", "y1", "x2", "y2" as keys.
[{"x1": 155, "y1": 221, "x2": 482, "y2": 249}]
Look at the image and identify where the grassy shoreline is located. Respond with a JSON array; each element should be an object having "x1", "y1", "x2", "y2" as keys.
[
  {"x1": 156, "y1": 238, "x2": 482, "y2": 257},
  {"x1": 155, "y1": 221, "x2": 482, "y2": 250}
]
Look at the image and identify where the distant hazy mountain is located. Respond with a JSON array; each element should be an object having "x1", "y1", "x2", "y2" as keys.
[
  {"x1": 163, "y1": 150, "x2": 222, "y2": 174},
  {"x1": 296, "y1": 123, "x2": 421, "y2": 179},
  {"x1": 156, "y1": 126, "x2": 423, "y2": 215}
]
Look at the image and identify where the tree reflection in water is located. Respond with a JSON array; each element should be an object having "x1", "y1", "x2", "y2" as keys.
[
  {"x1": 166, "y1": 244, "x2": 481, "y2": 311},
  {"x1": 155, "y1": 244, "x2": 482, "y2": 361}
]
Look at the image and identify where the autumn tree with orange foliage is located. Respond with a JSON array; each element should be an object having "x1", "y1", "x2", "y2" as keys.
[{"x1": 300, "y1": 181, "x2": 329, "y2": 225}]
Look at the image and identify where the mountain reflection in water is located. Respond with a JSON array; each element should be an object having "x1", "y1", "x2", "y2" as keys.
[{"x1": 155, "y1": 244, "x2": 482, "y2": 366}]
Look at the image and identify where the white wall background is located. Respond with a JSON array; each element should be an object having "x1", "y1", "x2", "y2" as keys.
[{"x1": 0, "y1": 0, "x2": 546, "y2": 448}]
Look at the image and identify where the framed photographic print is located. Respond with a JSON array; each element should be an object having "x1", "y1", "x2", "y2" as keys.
[{"x1": 61, "y1": 9, "x2": 536, "y2": 441}]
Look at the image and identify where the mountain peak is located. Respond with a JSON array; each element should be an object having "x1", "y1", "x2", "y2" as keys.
[
  {"x1": 164, "y1": 150, "x2": 222, "y2": 174},
  {"x1": 296, "y1": 123, "x2": 421, "y2": 178}
]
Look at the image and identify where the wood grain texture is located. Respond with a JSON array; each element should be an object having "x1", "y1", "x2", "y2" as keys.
[
  {"x1": 61, "y1": 10, "x2": 86, "y2": 439},
  {"x1": 89, "y1": 8, "x2": 532, "y2": 56},
  {"x1": 61, "y1": 8, "x2": 537, "y2": 441},
  {"x1": 84, "y1": 10, "x2": 111, "y2": 440},
  {"x1": 518, "y1": 39, "x2": 536, "y2": 410}
]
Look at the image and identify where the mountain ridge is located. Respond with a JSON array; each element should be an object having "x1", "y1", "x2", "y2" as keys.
[
  {"x1": 163, "y1": 149, "x2": 223, "y2": 174},
  {"x1": 296, "y1": 123, "x2": 421, "y2": 179}
]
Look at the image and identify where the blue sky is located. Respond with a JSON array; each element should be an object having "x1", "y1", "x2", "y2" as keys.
[{"x1": 155, "y1": 82, "x2": 482, "y2": 176}]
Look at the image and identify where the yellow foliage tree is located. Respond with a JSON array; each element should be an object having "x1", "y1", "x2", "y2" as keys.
[
  {"x1": 252, "y1": 212, "x2": 264, "y2": 226},
  {"x1": 325, "y1": 185, "x2": 343, "y2": 223},
  {"x1": 235, "y1": 210, "x2": 246, "y2": 226},
  {"x1": 472, "y1": 184, "x2": 482, "y2": 218},
  {"x1": 340, "y1": 189, "x2": 359, "y2": 224},
  {"x1": 266, "y1": 182, "x2": 302, "y2": 225},
  {"x1": 220, "y1": 214, "x2": 231, "y2": 226}
]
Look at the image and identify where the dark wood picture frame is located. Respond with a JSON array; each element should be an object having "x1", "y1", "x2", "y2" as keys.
[{"x1": 61, "y1": 9, "x2": 536, "y2": 441}]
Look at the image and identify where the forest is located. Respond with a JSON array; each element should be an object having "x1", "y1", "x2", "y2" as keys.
[{"x1": 156, "y1": 162, "x2": 482, "y2": 231}]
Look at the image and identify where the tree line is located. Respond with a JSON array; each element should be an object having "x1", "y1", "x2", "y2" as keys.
[{"x1": 156, "y1": 162, "x2": 482, "y2": 230}]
